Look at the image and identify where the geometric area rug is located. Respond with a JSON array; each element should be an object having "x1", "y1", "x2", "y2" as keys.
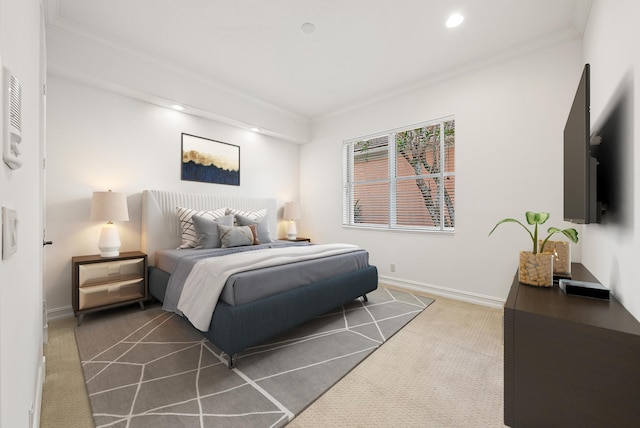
[{"x1": 75, "y1": 287, "x2": 434, "y2": 428}]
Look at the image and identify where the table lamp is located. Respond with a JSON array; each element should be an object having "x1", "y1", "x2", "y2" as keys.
[
  {"x1": 90, "y1": 190, "x2": 129, "y2": 257},
  {"x1": 283, "y1": 202, "x2": 300, "y2": 240}
]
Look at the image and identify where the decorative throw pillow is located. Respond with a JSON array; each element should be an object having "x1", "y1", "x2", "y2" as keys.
[
  {"x1": 247, "y1": 224, "x2": 260, "y2": 245},
  {"x1": 225, "y1": 208, "x2": 267, "y2": 222},
  {"x1": 176, "y1": 206, "x2": 227, "y2": 248},
  {"x1": 192, "y1": 214, "x2": 234, "y2": 249},
  {"x1": 235, "y1": 214, "x2": 273, "y2": 244},
  {"x1": 217, "y1": 224, "x2": 255, "y2": 248}
]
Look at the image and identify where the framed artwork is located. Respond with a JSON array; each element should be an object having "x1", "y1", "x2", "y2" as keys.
[{"x1": 181, "y1": 133, "x2": 240, "y2": 186}]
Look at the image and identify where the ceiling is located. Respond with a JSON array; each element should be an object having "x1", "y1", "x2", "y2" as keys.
[{"x1": 46, "y1": 0, "x2": 591, "y2": 120}]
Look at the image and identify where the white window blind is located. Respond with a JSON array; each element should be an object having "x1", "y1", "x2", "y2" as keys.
[{"x1": 343, "y1": 117, "x2": 455, "y2": 231}]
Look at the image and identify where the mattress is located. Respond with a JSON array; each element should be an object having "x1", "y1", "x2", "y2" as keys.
[{"x1": 157, "y1": 243, "x2": 370, "y2": 306}]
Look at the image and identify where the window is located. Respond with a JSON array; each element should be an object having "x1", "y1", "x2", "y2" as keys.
[{"x1": 343, "y1": 117, "x2": 455, "y2": 231}]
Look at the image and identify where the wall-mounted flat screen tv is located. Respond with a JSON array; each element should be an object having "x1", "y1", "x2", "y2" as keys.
[{"x1": 564, "y1": 64, "x2": 600, "y2": 224}]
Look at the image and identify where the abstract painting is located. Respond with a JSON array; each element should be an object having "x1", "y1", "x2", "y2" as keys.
[{"x1": 181, "y1": 133, "x2": 240, "y2": 185}]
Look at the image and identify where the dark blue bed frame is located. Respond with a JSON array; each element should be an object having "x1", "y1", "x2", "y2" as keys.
[{"x1": 149, "y1": 265, "x2": 378, "y2": 368}]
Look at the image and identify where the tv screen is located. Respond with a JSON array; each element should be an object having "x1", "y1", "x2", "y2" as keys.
[{"x1": 564, "y1": 64, "x2": 599, "y2": 224}]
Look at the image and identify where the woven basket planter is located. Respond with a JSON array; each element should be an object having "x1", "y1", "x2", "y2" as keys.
[
  {"x1": 519, "y1": 251, "x2": 554, "y2": 287},
  {"x1": 540, "y1": 240, "x2": 571, "y2": 276}
]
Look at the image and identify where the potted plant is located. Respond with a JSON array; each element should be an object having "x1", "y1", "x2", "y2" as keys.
[{"x1": 489, "y1": 212, "x2": 579, "y2": 287}]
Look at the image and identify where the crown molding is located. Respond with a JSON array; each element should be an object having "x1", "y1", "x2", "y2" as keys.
[
  {"x1": 572, "y1": 0, "x2": 593, "y2": 33},
  {"x1": 315, "y1": 27, "x2": 583, "y2": 123}
]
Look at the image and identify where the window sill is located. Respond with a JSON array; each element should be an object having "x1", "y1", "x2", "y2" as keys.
[{"x1": 342, "y1": 225, "x2": 455, "y2": 234}]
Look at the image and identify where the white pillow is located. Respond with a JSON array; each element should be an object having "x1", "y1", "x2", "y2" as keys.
[{"x1": 176, "y1": 206, "x2": 226, "y2": 248}]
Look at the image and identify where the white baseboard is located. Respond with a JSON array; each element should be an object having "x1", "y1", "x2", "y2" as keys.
[
  {"x1": 378, "y1": 275, "x2": 505, "y2": 309},
  {"x1": 46, "y1": 305, "x2": 74, "y2": 321},
  {"x1": 45, "y1": 281, "x2": 505, "y2": 319},
  {"x1": 31, "y1": 356, "x2": 46, "y2": 428}
]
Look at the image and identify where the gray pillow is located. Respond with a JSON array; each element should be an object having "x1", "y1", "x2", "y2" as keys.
[
  {"x1": 235, "y1": 214, "x2": 272, "y2": 243},
  {"x1": 176, "y1": 206, "x2": 227, "y2": 248},
  {"x1": 192, "y1": 214, "x2": 234, "y2": 249},
  {"x1": 218, "y1": 224, "x2": 254, "y2": 248}
]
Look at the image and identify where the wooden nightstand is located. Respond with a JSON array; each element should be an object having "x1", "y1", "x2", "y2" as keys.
[
  {"x1": 72, "y1": 251, "x2": 148, "y2": 325},
  {"x1": 289, "y1": 237, "x2": 311, "y2": 243}
]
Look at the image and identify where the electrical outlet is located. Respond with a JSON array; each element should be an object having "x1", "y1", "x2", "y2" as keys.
[{"x1": 390, "y1": 263, "x2": 396, "y2": 272}]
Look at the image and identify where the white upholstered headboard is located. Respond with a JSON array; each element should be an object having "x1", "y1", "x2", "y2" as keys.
[{"x1": 142, "y1": 189, "x2": 277, "y2": 265}]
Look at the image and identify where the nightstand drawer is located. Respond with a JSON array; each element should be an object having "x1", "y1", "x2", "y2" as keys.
[
  {"x1": 79, "y1": 278, "x2": 145, "y2": 310},
  {"x1": 72, "y1": 251, "x2": 148, "y2": 325},
  {"x1": 78, "y1": 258, "x2": 145, "y2": 287}
]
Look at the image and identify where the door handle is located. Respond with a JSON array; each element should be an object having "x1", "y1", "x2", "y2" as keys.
[{"x1": 43, "y1": 240, "x2": 53, "y2": 247}]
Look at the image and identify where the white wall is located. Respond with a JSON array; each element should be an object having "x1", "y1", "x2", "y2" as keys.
[
  {"x1": 302, "y1": 39, "x2": 584, "y2": 305},
  {"x1": 581, "y1": 0, "x2": 640, "y2": 320},
  {"x1": 44, "y1": 75, "x2": 301, "y2": 313},
  {"x1": 0, "y1": 0, "x2": 45, "y2": 426}
]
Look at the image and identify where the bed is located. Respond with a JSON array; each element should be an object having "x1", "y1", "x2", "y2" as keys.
[{"x1": 141, "y1": 189, "x2": 378, "y2": 367}]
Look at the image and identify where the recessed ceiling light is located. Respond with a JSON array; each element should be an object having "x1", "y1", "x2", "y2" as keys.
[
  {"x1": 250, "y1": 127, "x2": 261, "y2": 133},
  {"x1": 170, "y1": 104, "x2": 185, "y2": 111},
  {"x1": 446, "y1": 13, "x2": 464, "y2": 28},
  {"x1": 301, "y1": 22, "x2": 315, "y2": 34}
]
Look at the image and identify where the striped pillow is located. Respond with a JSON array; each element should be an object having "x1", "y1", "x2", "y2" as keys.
[
  {"x1": 225, "y1": 208, "x2": 267, "y2": 222},
  {"x1": 176, "y1": 206, "x2": 227, "y2": 248}
]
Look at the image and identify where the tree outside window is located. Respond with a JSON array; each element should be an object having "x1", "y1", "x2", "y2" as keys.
[{"x1": 343, "y1": 117, "x2": 455, "y2": 231}]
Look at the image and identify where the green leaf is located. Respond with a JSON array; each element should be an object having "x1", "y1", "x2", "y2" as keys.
[
  {"x1": 540, "y1": 227, "x2": 580, "y2": 252},
  {"x1": 557, "y1": 227, "x2": 579, "y2": 243},
  {"x1": 525, "y1": 212, "x2": 550, "y2": 225},
  {"x1": 544, "y1": 227, "x2": 579, "y2": 243},
  {"x1": 538, "y1": 212, "x2": 550, "y2": 224},
  {"x1": 489, "y1": 218, "x2": 535, "y2": 244},
  {"x1": 489, "y1": 218, "x2": 517, "y2": 235}
]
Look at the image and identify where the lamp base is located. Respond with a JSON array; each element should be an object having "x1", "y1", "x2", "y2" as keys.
[
  {"x1": 287, "y1": 220, "x2": 297, "y2": 240},
  {"x1": 99, "y1": 250, "x2": 120, "y2": 258},
  {"x1": 98, "y1": 223, "x2": 121, "y2": 258}
]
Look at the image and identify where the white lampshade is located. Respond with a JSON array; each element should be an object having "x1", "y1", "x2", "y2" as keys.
[
  {"x1": 90, "y1": 191, "x2": 129, "y2": 222},
  {"x1": 283, "y1": 202, "x2": 300, "y2": 240},
  {"x1": 90, "y1": 190, "x2": 129, "y2": 257},
  {"x1": 283, "y1": 202, "x2": 300, "y2": 220}
]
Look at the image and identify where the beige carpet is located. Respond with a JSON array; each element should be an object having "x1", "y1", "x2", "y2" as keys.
[
  {"x1": 41, "y1": 289, "x2": 505, "y2": 427},
  {"x1": 41, "y1": 316, "x2": 94, "y2": 428},
  {"x1": 289, "y1": 293, "x2": 506, "y2": 427}
]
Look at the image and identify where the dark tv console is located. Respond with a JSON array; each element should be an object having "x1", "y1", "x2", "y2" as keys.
[{"x1": 504, "y1": 263, "x2": 640, "y2": 427}]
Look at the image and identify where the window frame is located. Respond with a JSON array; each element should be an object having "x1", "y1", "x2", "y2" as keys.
[{"x1": 342, "y1": 116, "x2": 455, "y2": 233}]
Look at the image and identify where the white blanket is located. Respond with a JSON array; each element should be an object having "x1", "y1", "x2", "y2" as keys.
[{"x1": 177, "y1": 243, "x2": 361, "y2": 331}]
